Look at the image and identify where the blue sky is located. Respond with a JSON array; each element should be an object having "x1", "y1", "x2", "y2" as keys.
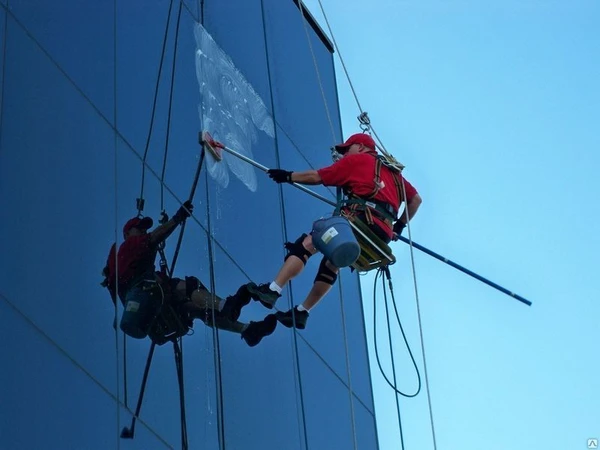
[{"x1": 302, "y1": 1, "x2": 600, "y2": 449}]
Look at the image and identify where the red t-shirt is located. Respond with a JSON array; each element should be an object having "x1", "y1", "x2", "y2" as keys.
[
  {"x1": 317, "y1": 152, "x2": 418, "y2": 239},
  {"x1": 106, "y1": 234, "x2": 157, "y2": 303}
]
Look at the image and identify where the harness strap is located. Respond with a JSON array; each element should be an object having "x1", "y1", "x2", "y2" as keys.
[{"x1": 340, "y1": 198, "x2": 396, "y2": 223}]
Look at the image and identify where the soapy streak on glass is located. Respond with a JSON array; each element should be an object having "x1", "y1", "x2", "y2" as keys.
[{"x1": 194, "y1": 23, "x2": 275, "y2": 192}]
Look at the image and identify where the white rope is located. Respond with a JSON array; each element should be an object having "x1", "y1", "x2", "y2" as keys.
[
  {"x1": 312, "y1": 1, "x2": 438, "y2": 445},
  {"x1": 338, "y1": 275, "x2": 359, "y2": 450},
  {"x1": 399, "y1": 179, "x2": 438, "y2": 450},
  {"x1": 296, "y1": 4, "x2": 358, "y2": 446},
  {"x1": 314, "y1": 0, "x2": 395, "y2": 160},
  {"x1": 296, "y1": 0, "x2": 338, "y2": 145}
]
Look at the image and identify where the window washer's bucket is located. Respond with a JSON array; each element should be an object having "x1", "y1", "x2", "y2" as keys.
[
  {"x1": 311, "y1": 217, "x2": 360, "y2": 268},
  {"x1": 120, "y1": 282, "x2": 162, "y2": 339}
]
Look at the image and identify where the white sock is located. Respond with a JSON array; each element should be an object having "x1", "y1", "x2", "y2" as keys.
[
  {"x1": 269, "y1": 281, "x2": 283, "y2": 294},
  {"x1": 297, "y1": 304, "x2": 309, "y2": 313}
]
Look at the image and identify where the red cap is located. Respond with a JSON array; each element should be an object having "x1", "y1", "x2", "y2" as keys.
[
  {"x1": 123, "y1": 216, "x2": 153, "y2": 237},
  {"x1": 334, "y1": 133, "x2": 376, "y2": 152}
]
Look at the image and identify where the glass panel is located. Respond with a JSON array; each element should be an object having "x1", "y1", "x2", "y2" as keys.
[
  {"x1": 116, "y1": 1, "x2": 204, "y2": 166},
  {"x1": 298, "y1": 339, "x2": 357, "y2": 449},
  {"x1": 213, "y1": 246, "x2": 304, "y2": 450},
  {"x1": 0, "y1": 19, "x2": 117, "y2": 391},
  {"x1": 0, "y1": 7, "x2": 5, "y2": 116},
  {"x1": 8, "y1": 0, "x2": 115, "y2": 120},
  {"x1": 0, "y1": 297, "x2": 172, "y2": 449},
  {"x1": 353, "y1": 397, "x2": 380, "y2": 450},
  {"x1": 1, "y1": 1, "x2": 379, "y2": 448},
  {"x1": 115, "y1": 131, "x2": 219, "y2": 447},
  {"x1": 203, "y1": 0, "x2": 273, "y2": 107},
  {"x1": 339, "y1": 269, "x2": 376, "y2": 408},
  {"x1": 276, "y1": 130, "x2": 352, "y2": 383},
  {"x1": 264, "y1": 0, "x2": 342, "y2": 164}
]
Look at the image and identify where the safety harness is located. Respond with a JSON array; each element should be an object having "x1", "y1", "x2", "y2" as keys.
[{"x1": 338, "y1": 153, "x2": 404, "y2": 228}]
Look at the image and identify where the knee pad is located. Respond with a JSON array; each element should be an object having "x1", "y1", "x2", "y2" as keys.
[
  {"x1": 314, "y1": 258, "x2": 338, "y2": 285},
  {"x1": 284, "y1": 233, "x2": 313, "y2": 266}
]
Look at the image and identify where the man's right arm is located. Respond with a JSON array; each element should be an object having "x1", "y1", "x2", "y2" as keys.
[
  {"x1": 149, "y1": 218, "x2": 180, "y2": 246},
  {"x1": 149, "y1": 200, "x2": 194, "y2": 246}
]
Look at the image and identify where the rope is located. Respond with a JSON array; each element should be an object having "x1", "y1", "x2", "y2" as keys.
[
  {"x1": 337, "y1": 276, "x2": 359, "y2": 450},
  {"x1": 137, "y1": 0, "x2": 176, "y2": 216},
  {"x1": 372, "y1": 270, "x2": 421, "y2": 398},
  {"x1": 173, "y1": 340, "x2": 189, "y2": 450},
  {"x1": 381, "y1": 271, "x2": 406, "y2": 450},
  {"x1": 112, "y1": 0, "x2": 121, "y2": 443},
  {"x1": 308, "y1": 4, "x2": 440, "y2": 446},
  {"x1": 313, "y1": 0, "x2": 395, "y2": 159},
  {"x1": 314, "y1": 0, "x2": 364, "y2": 115},
  {"x1": 1, "y1": 6, "x2": 7, "y2": 141},
  {"x1": 203, "y1": 163, "x2": 227, "y2": 450},
  {"x1": 261, "y1": 0, "x2": 311, "y2": 443},
  {"x1": 296, "y1": 0, "x2": 337, "y2": 144},
  {"x1": 160, "y1": 0, "x2": 183, "y2": 212},
  {"x1": 399, "y1": 179, "x2": 439, "y2": 450}
]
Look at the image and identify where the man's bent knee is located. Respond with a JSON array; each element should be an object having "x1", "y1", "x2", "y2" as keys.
[
  {"x1": 314, "y1": 258, "x2": 339, "y2": 285},
  {"x1": 284, "y1": 233, "x2": 316, "y2": 266}
]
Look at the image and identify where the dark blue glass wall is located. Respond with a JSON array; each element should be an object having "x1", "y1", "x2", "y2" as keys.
[{"x1": 0, "y1": 1, "x2": 379, "y2": 448}]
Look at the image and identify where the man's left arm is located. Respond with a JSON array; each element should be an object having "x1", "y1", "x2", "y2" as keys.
[
  {"x1": 267, "y1": 168, "x2": 322, "y2": 185},
  {"x1": 393, "y1": 193, "x2": 422, "y2": 239},
  {"x1": 291, "y1": 170, "x2": 322, "y2": 185}
]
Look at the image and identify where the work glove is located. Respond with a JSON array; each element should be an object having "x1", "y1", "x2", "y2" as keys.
[
  {"x1": 267, "y1": 169, "x2": 293, "y2": 183},
  {"x1": 173, "y1": 200, "x2": 194, "y2": 224},
  {"x1": 392, "y1": 220, "x2": 406, "y2": 239}
]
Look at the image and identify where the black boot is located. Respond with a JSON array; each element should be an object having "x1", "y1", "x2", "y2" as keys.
[
  {"x1": 246, "y1": 282, "x2": 281, "y2": 309},
  {"x1": 276, "y1": 306, "x2": 309, "y2": 329},
  {"x1": 220, "y1": 282, "x2": 255, "y2": 322},
  {"x1": 241, "y1": 314, "x2": 278, "y2": 347}
]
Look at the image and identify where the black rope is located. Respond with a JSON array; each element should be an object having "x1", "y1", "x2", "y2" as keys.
[
  {"x1": 169, "y1": 148, "x2": 205, "y2": 276},
  {"x1": 203, "y1": 153, "x2": 227, "y2": 450},
  {"x1": 381, "y1": 270, "x2": 405, "y2": 450},
  {"x1": 123, "y1": 334, "x2": 128, "y2": 409},
  {"x1": 120, "y1": 342, "x2": 156, "y2": 439},
  {"x1": 173, "y1": 340, "x2": 189, "y2": 450},
  {"x1": 372, "y1": 268, "x2": 422, "y2": 397},
  {"x1": 160, "y1": 0, "x2": 183, "y2": 212},
  {"x1": 137, "y1": 0, "x2": 176, "y2": 216}
]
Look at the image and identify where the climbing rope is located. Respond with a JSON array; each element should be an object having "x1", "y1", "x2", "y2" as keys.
[
  {"x1": 399, "y1": 177, "x2": 439, "y2": 450},
  {"x1": 372, "y1": 269, "x2": 421, "y2": 398},
  {"x1": 112, "y1": 0, "x2": 122, "y2": 436},
  {"x1": 298, "y1": 2, "x2": 439, "y2": 447},
  {"x1": 295, "y1": 4, "x2": 360, "y2": 447},
  {"x1": 296, "y1": 0, "x2": 338, "y2": 145},
  {"x1": 136, "y1": 0, "x2": 177, "y2": 217}
]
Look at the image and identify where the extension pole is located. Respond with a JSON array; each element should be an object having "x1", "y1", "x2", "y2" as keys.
[
  {"x1": 169, "y1": 147, "x2": 206, "y2": 276},
  {"x1": 398, "y1": 236, "x2": 531, "y2": 306},
  {"x1": 201, "y1": 131, "x2": 531, "y2": 306},
  {"x1": 121, "y1": 342, "x2": 156, "y2": 439},
  {"x1": 202, "y1": 131, "x2": 333, "y2": 206}
]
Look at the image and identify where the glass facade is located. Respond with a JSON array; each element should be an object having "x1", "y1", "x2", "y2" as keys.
[{"x1": 0, "y1": 1, "x2": 379, "y2": 448}]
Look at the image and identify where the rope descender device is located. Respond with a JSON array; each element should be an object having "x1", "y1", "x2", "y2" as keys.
[{"x1": 358, "y1": 111, "x2": 371, "y2": 133}]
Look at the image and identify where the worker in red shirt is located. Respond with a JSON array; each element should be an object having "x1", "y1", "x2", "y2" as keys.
[
  {"x1": 243, "y1": 133, "x2": 422, "y2": 330},
  {"x1": 102, "y1": 200, "x2": 276, "y2": 346}
]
